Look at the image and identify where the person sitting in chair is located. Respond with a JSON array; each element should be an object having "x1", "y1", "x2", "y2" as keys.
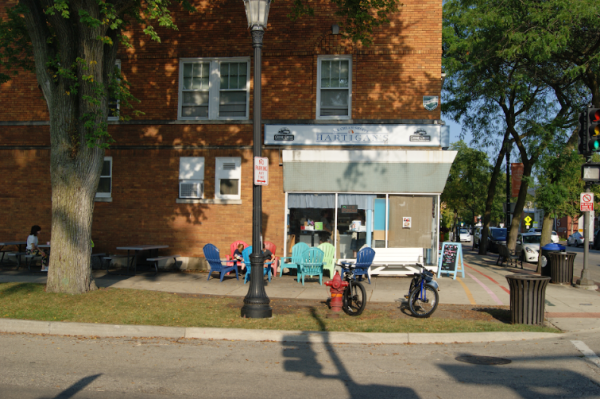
[
  {"x1": 262, "y1": 243, "x2": 278, "y2": 277},
  {"x1": 233, "y1": 243, "x2": 245, "y2": 270},
  {"x1": 26, "y1": 225, "x2": 49, "y2": 272}
]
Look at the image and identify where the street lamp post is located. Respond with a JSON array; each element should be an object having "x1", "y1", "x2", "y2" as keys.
[{"x1": 241, "y1": 0, "x2": 272, "y2": 318}]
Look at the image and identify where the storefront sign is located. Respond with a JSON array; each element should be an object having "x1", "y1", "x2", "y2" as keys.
[
  {"x1": 341, "y1": 205, "x2": 358, "y2": 213},
  {"x1": 254, "y1": 157, "x2": 268, "y2": 186},
  {"x1": 423, "y1": 96, "x2": 439, "y2": 111},
  {"x1": 265, "y1": 124, "x2": 443, "y2": 146}
]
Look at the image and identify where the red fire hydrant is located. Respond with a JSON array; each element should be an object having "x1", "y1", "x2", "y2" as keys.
[{"x1": 325, "y1": 271, "x2": 348, "y2": 318}]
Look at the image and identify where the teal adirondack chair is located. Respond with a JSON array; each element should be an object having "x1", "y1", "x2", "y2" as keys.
[
  {"x1": 298, "y1": 247, "x2": 325, "y2": 286},
  {"x1": 279, "y1": 242, "x2": 309, "y2": 277},
  {"x1": 318, "y1": 242, "x2": 336, "y2": 278}
]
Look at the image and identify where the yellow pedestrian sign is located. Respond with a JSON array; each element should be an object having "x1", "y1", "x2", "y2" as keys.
[{"x1": 524, "y1": 216, "x2": 532, "y2": 223}]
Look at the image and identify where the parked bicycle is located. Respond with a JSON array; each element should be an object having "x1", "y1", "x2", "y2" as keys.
[
  {"x1": 405, "y1": 264, "x2": 439, "y2": 318},
  {"x1": 339, "y1": 262, "x2": 367, "y2": 316}
]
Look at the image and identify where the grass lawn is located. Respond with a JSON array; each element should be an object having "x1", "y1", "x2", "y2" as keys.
[{"x1": 0, "y1": 283, "x2": 558, "y2": 334}]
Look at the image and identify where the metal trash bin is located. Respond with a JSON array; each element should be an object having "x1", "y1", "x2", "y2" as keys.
[
  {"x1": 548, "y1": 252, "x2": 576, "y2": 285},
  {"x1": 540, "y1": 243, "x2": 565, "y2": 277},
  {"x1": 505, "y1": 274, "x2": 551, "y2": 325}
]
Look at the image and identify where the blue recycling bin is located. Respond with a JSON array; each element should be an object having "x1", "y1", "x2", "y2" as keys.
[{"x1": 540, "y1": 243, "x2": 565, "y2": 277}]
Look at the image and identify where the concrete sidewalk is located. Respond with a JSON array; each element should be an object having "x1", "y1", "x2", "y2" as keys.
[{"x1": 0, "y1": 250, "x2": 599, "y2": 341}]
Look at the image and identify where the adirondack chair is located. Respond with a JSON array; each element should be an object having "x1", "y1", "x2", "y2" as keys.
[
  {"x1": 279, "y1": 242, "x2": 309, "y2": 277},
  {"x1": 203, "y1": 244, "x2": 239, "y2": 282},
  {"x1": 297, "y1": 247, "x2": 325, "y2": 286},
  {"x1": 354, "y1": 246, "x2": 375, "y2": 284},
  {"x1": 242, "y1": 246, "x2": 272, "y2": 284},
  {"x1": 317, "y1": 242, "x2": 336, "y2": 278},
  {"x1": 264, "y1": 241, "x2": 279, "y2": 277}
]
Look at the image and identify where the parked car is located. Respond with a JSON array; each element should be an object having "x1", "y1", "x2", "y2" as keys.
[
  {"x1": 527, "y1": 228, "x2": 559, "y2": 243},
  {"x1": 488, "y1": 227, "x2": 508, "y2": 253},
  {"x1": 473, "y1": 227, "x2": 482, "y2": 248},
  {"x1": 567, "y1": 232, "x2": 584, "y2": 247},
  {"x1": 459, "y1": 228, "x2": 472, "y2": 242},
  {"x1": 516, "y1": 232, "x2": 541, "y2": 263}
]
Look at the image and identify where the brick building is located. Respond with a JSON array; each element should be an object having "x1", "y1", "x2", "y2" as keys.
[{"x1": 0, "y1": 0, "x2": 455, "y2": 268}]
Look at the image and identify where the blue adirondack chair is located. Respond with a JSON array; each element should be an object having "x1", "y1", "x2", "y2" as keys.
[
  {"x1": 279, "y1": 242, "x2": 309, "y2": 277},
  {"x1": 297, "y1": 247, "x2": 325, "y2": 286},
  {"x1": 203, "y1": 244, "x2": 239, "y2": 282},
  {"x1": 242, "y1": 246, "x2": 272, "y2": 284},
  {"x1": 353, "y1": 246, "x2": 375, "y2": 284}
]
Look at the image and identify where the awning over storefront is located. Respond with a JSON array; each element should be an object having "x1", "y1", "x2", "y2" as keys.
[{"x1": 282, "y1": 150, "x2": 457, "y2": 194}]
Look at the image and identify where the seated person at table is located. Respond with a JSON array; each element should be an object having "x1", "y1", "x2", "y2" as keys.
[
  {"x1": 262, "y1": 243, "x2": 278, "y2": 276},
  {"x1": 233, "y1": 243, "x2": 245, "y2": 270},
  {"x1": 26, "y1": 225, "x2": 49, "y2": 272}
]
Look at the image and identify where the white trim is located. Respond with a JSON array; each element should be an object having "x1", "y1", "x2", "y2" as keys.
[
  {"x1": 215, "y1": 157, "x2": 242, "y2": 200},
  {"x1": 107, "y1": 60, "x2": 121, "y2": 121},
  {"x1": 283, "y1": 150, "x2": 458, "y2": 164},
  {"x1": 284, "y1": 192, "x2": 289, "y2": 258},
  {"x1": 178, "y1": 57, "x2": 250, "y2": 121},
  {"x1": 316, "y1": 55, "x2": 352, "y2": 120},
  {"x1": 95, "y1": 156, "x2": 112, "y2": 198}
]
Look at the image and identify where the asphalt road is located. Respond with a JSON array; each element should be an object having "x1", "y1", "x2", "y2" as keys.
[{"x1": 1, "y1": 331, "x2": 599, "y2": 398}]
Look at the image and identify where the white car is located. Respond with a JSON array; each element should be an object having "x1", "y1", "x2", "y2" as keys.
[
  {"x1": 527, "y1": 228, "x2": 559, "y2": 243},
  {"x1": 516, "y1": 233, "x2": 541, "y2": 263},
  {"x1": 459, "y1": 228, "x2": 472, "y2": 242}
]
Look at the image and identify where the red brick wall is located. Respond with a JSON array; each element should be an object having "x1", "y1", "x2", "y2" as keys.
[{"x1": 0, "y1": 0, "x2": 442, "y2": 258}]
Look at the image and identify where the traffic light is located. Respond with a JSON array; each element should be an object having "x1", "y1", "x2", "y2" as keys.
[
  {"x1": 579, "y1": 111, "x2": 589, "y2": 156},
  {"x1": 589, "y1": 108, "x2": 600, "y2": 153}
]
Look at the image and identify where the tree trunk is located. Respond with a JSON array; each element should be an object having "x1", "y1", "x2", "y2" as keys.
[
  {"x1": 479, "y1": 130, "x2": 510, "y2": 255},
  {"x1": 507, "y1": 162, "x2": 532, "y2": 251},
  {"x1": 536, "y1": 212, "x2": 554, "y2": 274}
]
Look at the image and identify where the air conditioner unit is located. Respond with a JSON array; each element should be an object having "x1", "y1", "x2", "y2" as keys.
[{"x1": 179, "y1": 180, "x2": 203, "y2": 199}]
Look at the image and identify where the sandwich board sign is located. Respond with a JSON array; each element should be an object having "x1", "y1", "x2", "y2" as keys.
[{"x1": 437, "y1": 242, "x2": 465, "y2": 280}]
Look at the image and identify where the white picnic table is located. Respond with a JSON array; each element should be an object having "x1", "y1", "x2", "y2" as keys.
[
  {"x1": 112, "y1": 245, "x2": 169, "y2": 274},
  {"x1": 0, "y1": 241, "x2": 27, "y2": 265}
]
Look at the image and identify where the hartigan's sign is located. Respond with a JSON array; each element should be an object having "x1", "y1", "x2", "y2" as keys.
[{"x1": 264, "y1": 124, "x2": 445, "y2": 147}]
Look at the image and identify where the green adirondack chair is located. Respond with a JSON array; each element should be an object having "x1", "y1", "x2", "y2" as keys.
[
  {"x1": 318, "y1": 242, "x2": 336, "y2": 278},
  {"x1": 279, "y1": 242, "x2": 309, "y2": 277},
  {"x1": 298, "y1": 247, "x2": 325, "y2": 285}
]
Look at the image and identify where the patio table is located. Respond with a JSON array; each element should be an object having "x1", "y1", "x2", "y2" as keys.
[
  {"x1": 0, "y1": 241, "x2": 27, "y2": 265},
  {"x1": 114, "y1": 245, "x2": 169, "y2": 275}
]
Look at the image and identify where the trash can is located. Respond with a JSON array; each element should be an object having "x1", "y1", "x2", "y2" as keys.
[
  {"x1": 548, "y1": 252, "x2": 576, "y2": 285},
  {"x1": 540, "y1": 243, "x2": 565, "y2": 277},
  {"x1": 505, "y1": 274, "x2": 551, "y2": 325}
]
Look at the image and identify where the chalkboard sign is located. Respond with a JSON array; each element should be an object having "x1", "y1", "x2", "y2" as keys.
[
  {"x1": 437, "y1": 242, "x2": 465, "y2": 280},
  {"x1": 441, "y1": 244, "x2": 458, "y2": 271}
]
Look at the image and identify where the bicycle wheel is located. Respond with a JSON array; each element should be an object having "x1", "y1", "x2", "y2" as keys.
[
  {"x1": 343, "y1": 281, "x2": 366, "y2": 316},
  {"x1": 408, "y1": 285, "x2": 439, "y2": 318}
]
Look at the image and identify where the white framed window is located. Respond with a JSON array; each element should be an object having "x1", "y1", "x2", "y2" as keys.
[
  {"x1": 108, "y1": 60, "x2": 121, "y2": 121},
  {"x1": 179, "y1": 157, "x2": 205, "y2": 199},
  {"x1": 178, "y1": 58, "x2": 250, "y2": 120},
  {"x1": 316, "y1": 55, "x2": 352, "y2": 119},
  {"x1": 215, "y1": 157, "x2": 241, "y2": 200},
  {"x1": 96, "y1": 156, "x2": 112, "y2": 198}
]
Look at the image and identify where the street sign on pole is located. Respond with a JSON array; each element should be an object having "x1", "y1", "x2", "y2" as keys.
[
  {"x1": 254, "y1": 157, "x2": 269, "y2": 186},
  {"x1": 580, "y1": 192, "x2": 594, "y2": 212}
]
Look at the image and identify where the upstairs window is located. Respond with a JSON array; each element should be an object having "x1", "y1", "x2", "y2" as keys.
[
  {"x1": 317, "y1": 56, "x2": 352, "y2": 119},
  {"x1": 179, "y1": 157, "x2": 205, "y2": 199},
  {"x1": 178, "y1": 58, "x2": 250, "y2": 120}
]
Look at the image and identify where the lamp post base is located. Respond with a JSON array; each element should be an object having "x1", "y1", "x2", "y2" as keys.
[
  {"x1": 241, "y1": 254, "x2": 272, "y2": 319},
  {"x1": 241, "y1": 304, "x2": 273, "y2": 318}
]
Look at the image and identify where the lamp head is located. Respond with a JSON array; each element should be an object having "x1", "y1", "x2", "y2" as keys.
[{"x1": 243, "y1": 0, "x2": 271, "y2": 30}]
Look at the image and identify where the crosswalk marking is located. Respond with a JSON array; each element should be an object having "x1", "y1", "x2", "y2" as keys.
[{"x1": 571, "y1": 340, "x2": 600, "y2": 368}]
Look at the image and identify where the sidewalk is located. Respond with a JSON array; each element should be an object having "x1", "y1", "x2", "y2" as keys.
[{"x1": 0, "y1": 249, "x2": 598, "y2": 342}]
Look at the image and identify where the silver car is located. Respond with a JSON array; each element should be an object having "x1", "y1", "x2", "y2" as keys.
[{"x1": 567, "y1": 232, "x2": 584, "y2": 247}]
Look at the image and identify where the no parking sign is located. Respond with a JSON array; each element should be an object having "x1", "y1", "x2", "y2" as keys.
[{"x1": 581, "y1": 193, "x2": 594, "y2": 212}]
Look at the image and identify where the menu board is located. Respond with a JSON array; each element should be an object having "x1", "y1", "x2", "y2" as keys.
[{"x1": 441, "y1": 244, "x2": 458, "y2": 271}]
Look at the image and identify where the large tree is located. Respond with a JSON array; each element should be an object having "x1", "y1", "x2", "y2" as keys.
[
  {"x1": 0, "y1": 0, "x2": 400, "y2": 294},
  {"x1": 443, "y1": 0, "x2": 596, "y2": 253}
]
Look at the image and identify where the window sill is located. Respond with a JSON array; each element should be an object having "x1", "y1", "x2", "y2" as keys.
[
  {"x1": 176, "y1": 198, "x2": 242, "y2": 205},
  {"x1": 94, "y1": 197, "x2": 113, "y2": 202}
]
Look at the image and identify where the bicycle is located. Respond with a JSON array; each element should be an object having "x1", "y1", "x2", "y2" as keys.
[
  {"x1": 339, "y1": 262, "x2": 367, "y2": 316},
  {"x1": 405, "y1": 264, "x2": 439, "y2": 318}
]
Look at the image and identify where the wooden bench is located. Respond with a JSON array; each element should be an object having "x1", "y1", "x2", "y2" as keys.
[
  {"x1": 146, "y1": 255, "x2": 181, "y2": 275},
  {"x1": 7, "y1": 252, "x2": 41, "y2": 271},
  {"x1": 497, "y1": 244, "x2": 521, "y2": 268},
  {"x1": 103, "y1": 255, "x2": 134, "y2": 274}
]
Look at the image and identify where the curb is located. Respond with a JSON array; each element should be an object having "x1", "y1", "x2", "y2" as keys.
[{"x1": 0, "y1": 318, "x2": 559, "y2": 344}]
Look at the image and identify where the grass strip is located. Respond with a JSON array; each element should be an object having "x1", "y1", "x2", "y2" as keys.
[{"x1": 0, "y1": 283, "x2": 558, "y2": 334}]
